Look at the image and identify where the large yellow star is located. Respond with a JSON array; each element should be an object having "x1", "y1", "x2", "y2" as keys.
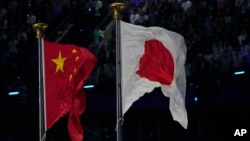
[{"x1": 52, "y1": 51, "x2": 67, "y2": 73}]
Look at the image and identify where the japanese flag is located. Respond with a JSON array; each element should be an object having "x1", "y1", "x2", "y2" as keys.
[{"x1": 120, "y1": 21, "x2": 188, "y2": 129}]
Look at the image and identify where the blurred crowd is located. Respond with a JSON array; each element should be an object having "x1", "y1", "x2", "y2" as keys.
[
  {"x1": 0, "y1": 0, "x2": 72, "y2": 99},
  {"x1": 0, "y1": 0, "x2": 250, "y2": 99},
  {"x1": 0, "y1": 0, "x2": 109, "y2": 101},
  {"x1": 91, "y1": 0, "x2": 250, "y2": 89},
  {"x1": 1, "y1": 0, "x2": 250, "y2": 141}
]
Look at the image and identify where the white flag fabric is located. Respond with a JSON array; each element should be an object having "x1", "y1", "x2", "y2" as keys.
[{"x1": 120, "y1": 21, "x2": 188, "y2": 129}]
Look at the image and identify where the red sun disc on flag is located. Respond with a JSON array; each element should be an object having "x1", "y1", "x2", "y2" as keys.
[{"x1": 136, "y1": 39, "x2": 174, "y2": 85}]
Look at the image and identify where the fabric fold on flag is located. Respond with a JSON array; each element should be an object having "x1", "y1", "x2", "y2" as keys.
[
  {"x1": 44, "y1": 40, "x2": 97, "y2": 141},
  {"x1": 120, "y1": 21, "x2": 188, "y2": 129}
]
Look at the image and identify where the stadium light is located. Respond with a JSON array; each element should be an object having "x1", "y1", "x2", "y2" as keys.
[
  {"x1": 83, "y1": 85, "x2": 95, "y2": 89},
  {"x1": 194, "y1": 96, "x2": 198, "y2": 102},
  {"x1": 234, "y1": 71, "x2": 245, "y2": 75},
  {"x1": 8, "y1": 91, "x2": 20, "y2": 96}
]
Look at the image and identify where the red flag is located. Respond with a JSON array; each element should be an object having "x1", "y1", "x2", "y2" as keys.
[{"x1": 44, "y1": 40, "x2": 97, "y2": 141}]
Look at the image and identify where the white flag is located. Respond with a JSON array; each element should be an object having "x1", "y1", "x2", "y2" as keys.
[{"x1": 120, "y1": 21, "x2": 188, "y2": 129}]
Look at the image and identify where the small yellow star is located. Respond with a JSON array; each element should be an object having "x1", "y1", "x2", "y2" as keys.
[
  {"x1": 52, "y1": 51, "x2": 67, "y2": 73},
  {"x1": 69, "y1": 74, "x2": 73, "y2": 81},
  {"x1": 72, "y1": 49, "x2": 77, "y2": 54},
  {"x1": 75, "y1": 56, "x2": 79, "y2": 61}
]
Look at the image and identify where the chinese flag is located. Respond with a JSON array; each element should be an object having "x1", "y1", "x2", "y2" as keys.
[{"x1": 44, "y1": 40, "x2": 97, "y2": 141}]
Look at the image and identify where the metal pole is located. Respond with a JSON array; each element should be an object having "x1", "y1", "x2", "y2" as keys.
[
  {"x1": 115, "y1": 17, "x2": 122, "y2": 141},
  {"x1": 32, "y1": 23, "x2": 48, "y2": 141},
  {"x1": 110, "y1": 3, "x2": 126, "y2": 141},
  {"x1": 38, "y1": 37, "x2": 45, "y2": 141}
]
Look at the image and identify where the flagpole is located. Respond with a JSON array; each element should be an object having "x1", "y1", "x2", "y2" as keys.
[
  {"x1": 32, "y1": 23, "x2": 48, "y2": 141},
  {"x1": 110, "y1": 3, "x2": 126, "y2": 141}
]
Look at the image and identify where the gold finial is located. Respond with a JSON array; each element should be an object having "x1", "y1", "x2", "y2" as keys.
[
  {"x1": 110, "y1": 3, "x2": 126, "y2": 19},
  {"x1": 32, "y1": 23, "x2": 48, "y2": 39}
]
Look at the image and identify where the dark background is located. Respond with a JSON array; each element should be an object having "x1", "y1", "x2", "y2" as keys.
[{"x1": 0, "y1": 0, "x2": 250, "y2": 141}]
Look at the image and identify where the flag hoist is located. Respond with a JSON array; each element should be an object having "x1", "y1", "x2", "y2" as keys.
[
  {"x1": 110, "y1": 3, "x2": 126, "y2": 141},
  {"x1": 32, "y1": 23, "x2": 48, "y2": 141}
]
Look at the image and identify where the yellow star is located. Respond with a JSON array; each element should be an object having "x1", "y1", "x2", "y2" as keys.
[
  {"x1": 69, "y1": 74, "x2": 73, "y2": 81},
  {"x1": 52, "y1": 51, "x2": 67, "y2": 73},
  {"x1": 75, "y1": 56, "x2": 79, "y2": 61},
  {"x1": 72, "y1": 48, "x2": 77, "y2": 54}
]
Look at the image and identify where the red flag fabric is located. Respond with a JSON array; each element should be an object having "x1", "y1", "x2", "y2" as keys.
[
  {"x1": 120, "y1": 21, "x2": 188, "y2": 129},
  {"x1": 44, "y1": 40, "x2": 97, "y2": 141}
]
